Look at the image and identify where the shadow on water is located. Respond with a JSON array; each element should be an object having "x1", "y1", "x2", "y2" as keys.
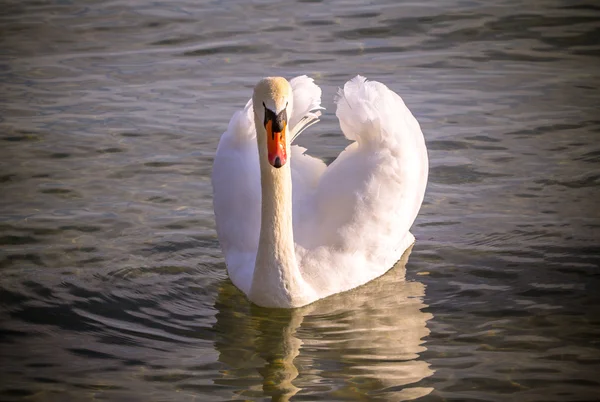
[{"x1": 213, "y1": 246, "x2": 434, "y2": 401}]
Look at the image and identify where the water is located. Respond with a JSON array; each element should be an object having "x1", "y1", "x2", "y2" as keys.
[{"x1": 1, "y1": 0, "x2": 599, "y2": 400}]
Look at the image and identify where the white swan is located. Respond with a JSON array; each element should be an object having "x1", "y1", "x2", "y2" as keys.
[{"x1": 212, "y1": 75, "x2": 428, "y2": 308}]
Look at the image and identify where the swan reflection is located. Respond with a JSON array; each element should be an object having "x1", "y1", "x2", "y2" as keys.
[{"x1": 213, "y1": 246, "x2": 433, "y2": 401}]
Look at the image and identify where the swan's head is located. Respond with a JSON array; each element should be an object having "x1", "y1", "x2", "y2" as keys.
[{"x1": 253, "y1": 77, "x2": 293, "y2": 169}]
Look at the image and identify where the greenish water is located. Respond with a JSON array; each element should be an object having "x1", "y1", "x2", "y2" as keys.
[{"x1": 1, "y1": 0, "x2": 599, "y2": 400}]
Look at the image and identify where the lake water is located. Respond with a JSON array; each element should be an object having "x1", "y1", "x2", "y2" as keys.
[{"x1": 1, "y1": 0, "x2": 599, "y2": 400}]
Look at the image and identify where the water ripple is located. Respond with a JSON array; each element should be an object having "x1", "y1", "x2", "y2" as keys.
[{"x1": 1, "y1": 0, "x2": 600, "y2": 400}]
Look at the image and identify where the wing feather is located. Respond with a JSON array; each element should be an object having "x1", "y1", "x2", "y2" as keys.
[
  {"x1": 212, "y1": 101, "x2": 260, "y2": 258},
  {"x1": 312, "y1": 76, "x2": 428, "y2": 256}
]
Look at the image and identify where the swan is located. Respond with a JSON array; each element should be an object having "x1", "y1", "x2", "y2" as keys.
[{"x1": 212, "y1": 75, "x2": 428, "y2": 308}]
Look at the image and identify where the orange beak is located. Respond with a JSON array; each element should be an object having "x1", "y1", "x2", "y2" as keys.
[{"x1": 266, "y1": 119, "x2": 287, "y2": 168}]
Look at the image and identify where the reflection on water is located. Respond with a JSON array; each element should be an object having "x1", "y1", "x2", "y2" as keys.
[
  {"x1": 215, "y1": 247, "x2": 433, "y2": 402},
  {"x1": 0, "y1": 249, "x2": 430, "y2": 401}
]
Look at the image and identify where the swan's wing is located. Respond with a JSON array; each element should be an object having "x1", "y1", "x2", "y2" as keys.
[
  {"x1": 212, "y1": 100, "x2": 260, "y2": 291},
  {"x1": 289, "y1": 75, "x2": 324, "y2": 141},
  {"x1": 312, "y1": 76, "x2": 429, "y2": 261}
]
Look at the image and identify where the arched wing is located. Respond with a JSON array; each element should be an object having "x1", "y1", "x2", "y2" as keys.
[{"x1": 312, "y1": 76, "x2": 429, "y2": 256}]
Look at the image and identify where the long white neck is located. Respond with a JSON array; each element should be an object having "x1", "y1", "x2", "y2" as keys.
[{"x1": 249, "y1": 119, "x2": 311, "y2": 308}]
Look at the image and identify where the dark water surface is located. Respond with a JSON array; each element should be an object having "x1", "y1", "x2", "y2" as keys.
[{"x1": 1, "y1": 0, "x2": 600, "y2": 400}]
